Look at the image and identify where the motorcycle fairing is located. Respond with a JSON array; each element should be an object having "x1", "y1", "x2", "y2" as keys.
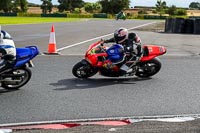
[
  {"x1": 140, "y1": 45, "x2": 166, "y2": 62},
  {"x1": 15, "y1": 46, "x2": 39, "y2": 68},
  {"x1": 106, "y1": 44, "x2": 124, "y2": 63}
]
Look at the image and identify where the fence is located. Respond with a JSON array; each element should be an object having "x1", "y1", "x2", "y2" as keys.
[{"x1": 0, "y1": 13, "x2": 17, "y2": 16}]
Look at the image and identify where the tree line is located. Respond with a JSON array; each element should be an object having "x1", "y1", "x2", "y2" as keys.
[
  {"x1": 0, "y1": 0, "x2": 199, "y2": 15},
  {"x1": 0, "y1": 0, "x2": 28, "y2": 13},
  {"x1": 155, "y1": 0, "x2": 200, "y2": 17},
  {"x1": 0, "y1": 0, "x2": 130, "y2": 14}
]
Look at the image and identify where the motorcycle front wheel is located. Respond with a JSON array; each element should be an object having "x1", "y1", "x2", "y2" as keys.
[
  {"x1": 72, "y1": 61, "x2": 98, "y2": 79},
  {"x1": 1, "y1": 67, "x2": 32, "y2": 90},
  {"x1": 135, "y1": 57, "x2": 161, "y2": 78}
]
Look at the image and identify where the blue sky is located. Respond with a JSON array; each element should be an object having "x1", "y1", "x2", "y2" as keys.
[{"x1": 28, "y1": 0, "x2": 198, "y2": 8}]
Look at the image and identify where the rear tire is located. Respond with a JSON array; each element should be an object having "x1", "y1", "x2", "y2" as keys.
[
  {"x1": 1, "y1": 67, "x2": 32, "y2": 90},
  {"x1": 72, "y1": 61, "x2": 98, "y2": 79},
  {"x1": 135, "y1": 57, "x2": 161, "y2": 78}
]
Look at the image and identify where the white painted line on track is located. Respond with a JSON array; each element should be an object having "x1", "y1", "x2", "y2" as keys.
[
  {"x1": 0, "y1": 113, "x2": 200, "y2": 127},
  {"x1": 57, "y1": 21, "x2": 157, "y2": 52}
]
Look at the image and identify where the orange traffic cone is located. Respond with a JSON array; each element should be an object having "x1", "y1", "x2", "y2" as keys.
[{"x1": 44, "y1": 24, "x2": 59, "y2": 55}]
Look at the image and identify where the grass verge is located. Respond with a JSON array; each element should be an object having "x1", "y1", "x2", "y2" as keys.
[{"x1": 0, "y1": 17, "x2": 84, "y2": 25}]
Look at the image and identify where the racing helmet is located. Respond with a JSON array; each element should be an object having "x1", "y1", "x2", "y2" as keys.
[
  {"x1": 0, "y1": 30, "x2": 13, "y2": 44},
  {"x1": 1, "y1": 30, "x2": 12, "y2": 40},
  {"x1": 114, "y1": 27, "x2": 128, "y2": 44}
]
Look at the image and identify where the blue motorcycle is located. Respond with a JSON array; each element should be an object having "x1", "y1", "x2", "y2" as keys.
[{"x1": 0, "y1": 46, "x2": 39, "y2": 90}]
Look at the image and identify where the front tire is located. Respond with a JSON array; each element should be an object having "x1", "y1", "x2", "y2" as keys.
[
  {"x1": 1, "y1": 67, "x2": 32, "y2": 90},
  {"x1": 135, "y1": 57, "x2": 161, "y2": 78},
  {"x1": 72, "y1": 61, "x2": 98, "y2": 78}
]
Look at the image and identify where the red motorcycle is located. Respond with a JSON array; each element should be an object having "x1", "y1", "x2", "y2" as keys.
[{"x1": 72, "y1": 40, "x2": 166, "y2": 78}]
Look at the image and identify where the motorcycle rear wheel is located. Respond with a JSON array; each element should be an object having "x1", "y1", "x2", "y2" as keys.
[
  {"x1": 1, "y1": 67, "x2": 32, "y2": 90},
  {"x1": 135, "y1": 57, "x2": 161, "y2": 78},
  {"x1": 72, "y1": 61, "x2": 98, "y2": 78}
]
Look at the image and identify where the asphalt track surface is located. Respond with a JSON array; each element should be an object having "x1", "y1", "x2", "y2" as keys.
[{"x1": 1, "y1": 19, "x2": 200, "y2": 132}]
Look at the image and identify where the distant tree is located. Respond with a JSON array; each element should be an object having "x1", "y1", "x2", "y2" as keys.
[
  {"x1": 74, "y1": 8, "x2": 81, "y2": 13},
  {"x1": 47, "y1": 0, "x2": 53, "y2": 13},
  {"x1": 0, "y1": 0, "x2": 28, "y2": 13},
  {"x1": 57, "y1": 0, "x2": 84, "y2": 13},
  {"x1": 12, "y1": 0, "x2": 20, "y2": 13},
  {"x1": 99, "y1": 0, "x2": 130, "y2": 14},
  {"x1": 168, "y1": 5, "x2": 177, "y2": 16},
  {"x1": 156, "y1": 0, "x2": 167, "y2": 17},
  {"x1": 19, "y1": 0, "x2": 28, "y2": 12},
  {"x1": 165, "y1": 5, "x2": 187, "y2": 16},
  {"x1": 176, "y1": 8, "x2": 187, "y2": 16},
  {"x1": 84, "y1": 2, "x2": 101, "y2": 13},
  {"x1": 41, "y1": 0, "x2": 53, "y2": 14},
  {"x1": 12, "y1": 0, "x2": 28, "y2": 13},
  {"x1": 189, "y1": 2, "x2": 200, "y2": 9},
  {"x1": 0, "y1": 0, "x2": 12, "y2": 13}
]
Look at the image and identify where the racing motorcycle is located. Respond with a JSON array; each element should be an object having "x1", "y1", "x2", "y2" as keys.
[
  {"x1": 0, "y1": 46, "x2": 39, "y2": 90},
  {"x1": 72, "y1": 40, "x2": 166, "y2": 78}
]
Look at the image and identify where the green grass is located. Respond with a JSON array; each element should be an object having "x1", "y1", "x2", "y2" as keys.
[{"x1": 0, "y1": 17, "x2": 85, "y2": 25}]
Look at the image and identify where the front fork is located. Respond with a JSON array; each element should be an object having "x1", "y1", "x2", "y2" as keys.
[{"x1": 27, "y1": 60, "x2": 34, "y2": 67}]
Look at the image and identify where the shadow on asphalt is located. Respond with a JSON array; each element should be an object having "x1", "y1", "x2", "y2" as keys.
[
  {"x1": 0, "y1": 88, "x2": 18, "y2": 94},
  {"x1": 50, "y1": 77, "x2": 152, "y2": 90}
]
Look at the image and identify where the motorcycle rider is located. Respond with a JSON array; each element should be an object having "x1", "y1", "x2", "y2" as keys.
[
  {"x1": 104, "y1": 27, "x2": 143, "y2": 73},
  {"x1": 0, "y1": 27, "x2": 16, "y2": 73}
]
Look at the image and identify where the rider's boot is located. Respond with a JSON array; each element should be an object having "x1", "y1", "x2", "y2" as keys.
[
  {"x1": 120, "y1": 64, "x2": 132, "y2": 73},
  {"x1": 0, "y1": 58, "x2": 14, "y2": 74},
  {"x1": 0, "y1": 60, "x2": 8, "y2": 73}
]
